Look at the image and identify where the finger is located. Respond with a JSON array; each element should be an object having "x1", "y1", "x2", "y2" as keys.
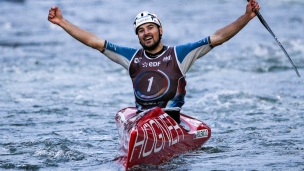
[
  {"x1": 49, "y1": 6, "x2": 57, "y2": 14},
  {"x1": 256, "y1": 5, "x2": 261, "y2": 12},
  {"x1": 251, "y1": 1, "x2": 258, "y2": 9},
  {"x1": 253, "y1": 2, "x2": 260, "y2": 11},
  {"x1": 51, "y1": 6, "x2": 58, "y2": 10},
  {"x1": 48, "y1": 11, "x2": 54, "y2": 17},
  {"x1": 48, "y1": 13, "x2": 55, "y2": 18},
  {"x1": 250, "y1": 1, "x2": 258, "y2": 11}
]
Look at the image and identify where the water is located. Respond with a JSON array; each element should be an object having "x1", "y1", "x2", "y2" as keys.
[{"x1": 1, "y1": 0, "x2": 304, "y2": 170}]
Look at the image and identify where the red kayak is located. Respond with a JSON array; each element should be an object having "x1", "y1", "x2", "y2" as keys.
[{"x1": 115, "y1": 107, "x2": 211, "y2": 170}]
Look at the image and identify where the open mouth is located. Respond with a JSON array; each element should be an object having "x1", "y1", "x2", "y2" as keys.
[{"x1": 144, "y1": 37, "x2": 152, "y2": 41}]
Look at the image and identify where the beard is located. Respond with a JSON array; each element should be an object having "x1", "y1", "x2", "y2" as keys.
[{"x1": 139, "y1": 31, "x2": 162, "y2": 51}]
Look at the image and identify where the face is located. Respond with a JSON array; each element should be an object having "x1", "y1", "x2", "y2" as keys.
[{"x1": 137, "y1": 23, "x2": 162, "y2": 51}]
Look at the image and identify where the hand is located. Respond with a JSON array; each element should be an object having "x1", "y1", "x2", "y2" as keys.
[
  {"x1": 48, "y1": 6, "x2": 63, "y2": 25},
  {"x1": 246, "y1": 0, "x2": 261, "y2": 18}
]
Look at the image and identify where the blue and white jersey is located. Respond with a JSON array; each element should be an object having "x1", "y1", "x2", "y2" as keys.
[{"x1": 102, "y1": 36, "x2": 212, "y2": 111}]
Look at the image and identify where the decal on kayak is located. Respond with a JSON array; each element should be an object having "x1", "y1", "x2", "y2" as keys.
[
  {"x1": 129, "y1": 113, "x2": 184, "y2": 161},
  {"x1": 194, "y1": 129, "x2": 209, "y2": 139},
  {"x1": 134, "y1": 70, "x2": 170, "y2": 101}
]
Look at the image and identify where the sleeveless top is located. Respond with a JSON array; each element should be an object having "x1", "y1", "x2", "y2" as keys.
[{"x1": 129, "y1": 47, "x2": 186, "y2": 110}]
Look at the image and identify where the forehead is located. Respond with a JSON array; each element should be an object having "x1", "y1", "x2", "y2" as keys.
[{"x1": 137, "y1": 23, "x2": 158, "y2": 29}]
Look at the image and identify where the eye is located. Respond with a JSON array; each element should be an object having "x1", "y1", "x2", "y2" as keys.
[
  {"x1": 138, "y1": 28, "x2": 144, "y2": 33},
  {"x1": 147, "y1": 25, "x2": 154, "y2": 30}
]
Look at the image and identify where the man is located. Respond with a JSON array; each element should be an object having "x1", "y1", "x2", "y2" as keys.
[{"x1": 48, "y1": 0, "x2": 260, "y2": 123}]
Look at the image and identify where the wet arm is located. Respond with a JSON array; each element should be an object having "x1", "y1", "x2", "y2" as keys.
[
  {"x1": 210, "y1": 0, "x2": 260, "y2": 47},
  {"x1": 58, "y1": 19, "x2": 105, "y2": 51},
  {"x1": 48, "y1": 6, "x2": 105, "y2": 52}
]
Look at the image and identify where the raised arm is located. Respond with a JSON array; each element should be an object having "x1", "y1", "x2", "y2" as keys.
[
  {"x1": 48, "y1": 6, "x2": 105, "y2": 52},
  {"x1": 210, "y1": 0, "x2": 260, "y2": 47}
]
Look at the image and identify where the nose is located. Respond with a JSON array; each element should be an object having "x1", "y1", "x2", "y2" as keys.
[{"x1": 143, "y1": 29, "x2": 150, "y2": 35}]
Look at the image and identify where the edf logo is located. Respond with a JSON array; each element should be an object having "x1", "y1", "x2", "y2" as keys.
[{"x1": 149, "y1": 61, "x2": 161, "y2": 67}]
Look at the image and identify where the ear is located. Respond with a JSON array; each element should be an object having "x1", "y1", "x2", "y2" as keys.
[{"x1": 159, "y1": 26, "x2": 163, "y2": 35}]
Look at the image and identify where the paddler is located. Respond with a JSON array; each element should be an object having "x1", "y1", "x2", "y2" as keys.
[{"x1": 48, "y1": 0, "x2": 260, "y2": 123}]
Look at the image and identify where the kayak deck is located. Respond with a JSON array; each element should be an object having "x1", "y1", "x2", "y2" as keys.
[{"x1": 115, "y1": 107, "x2": 211, "y2": 170}]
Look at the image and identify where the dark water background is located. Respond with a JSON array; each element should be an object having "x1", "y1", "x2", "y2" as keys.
[{"x1": 1, "y1": 0, "x2": 304, "y2": 170}]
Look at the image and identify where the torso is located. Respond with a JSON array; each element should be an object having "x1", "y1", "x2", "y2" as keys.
[
  {"x1": 102, "y1": 37, "x2": 212, "y2": 110},
  {"x1": 129, "y1": 47, "x2": 186, "y2": 110}
]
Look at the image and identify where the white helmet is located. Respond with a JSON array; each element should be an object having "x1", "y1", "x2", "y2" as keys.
[{"x1": 133, "y1": 11, "x2": 162, "y2": 34}]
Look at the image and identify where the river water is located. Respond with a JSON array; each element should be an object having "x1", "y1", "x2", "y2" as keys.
[{"x1": 1, "y1": 0, "x2": 303, "y2": 170}]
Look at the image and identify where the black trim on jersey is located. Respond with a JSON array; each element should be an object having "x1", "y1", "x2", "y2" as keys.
[
  {"x1": 101, "y1": 40, "x2": 107, "y2": 53},
  {"x1": 208, "y1": 36, "x2": 214, "y2": 48},
  {"x1": 145, "y1": 45, "x2": 168, "y2": 58}
]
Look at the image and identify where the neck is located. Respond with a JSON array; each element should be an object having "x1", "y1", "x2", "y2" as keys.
[
  {"x1": 145, "y1": 42, "x2": 164, "y2": 54},
  {"x1": 145, "y1": 45, "x2": 167, "y2": 58}
]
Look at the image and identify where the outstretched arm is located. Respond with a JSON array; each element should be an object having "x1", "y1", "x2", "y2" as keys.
[
  {"x1": 48, "y1": 6, "x2": 105, "y2": 52},
  {"x1": 210, "y1": 0, "x2": 260, "y2": 47}
]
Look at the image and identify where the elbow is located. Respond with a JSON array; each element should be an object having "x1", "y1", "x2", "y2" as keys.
[
  {"x1": 210, "y1": 34, "x2": 232, "y2": 47},
  {"x1": 210, "y1": 35, "x2": 224, "y2": 47},
  {"x1": 211, "y1": 41, "x2": 223, "y2": 47},
  {"x1": 88, "y1": 39, "x2": 105, "y2": 51}
]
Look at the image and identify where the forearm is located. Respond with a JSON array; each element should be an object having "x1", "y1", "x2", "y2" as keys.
[
  {"x1": 58, "y1": 19, "x2": 105, "y2": 51},
  {"x1": 210, "y1": 13, "x2": 252, "y2": 47}
]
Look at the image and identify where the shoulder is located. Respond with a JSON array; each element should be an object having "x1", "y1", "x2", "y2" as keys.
[
  {"x1": 103, "y1": 40, "x2": 138, "y2": 60},
  {"x1": 175, "y1": 37, "x2": 212, "y2": 52},
  {"x1": 175, "y1": 36, "x2": 213, "y2": 62}
]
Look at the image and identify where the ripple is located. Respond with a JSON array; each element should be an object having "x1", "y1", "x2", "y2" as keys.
[
  {"x1": 0, "y1": 41, "x2": 61, "y2": 48},
  {"x1": 34, "y1": 138, "x2": 85, "y2": 163},
  {"x1": 200, "y1": 146, "x2": 226, "y2": 154},
  {"x1": 0, "y1": 162, "x2": 40, "y2": 170}
]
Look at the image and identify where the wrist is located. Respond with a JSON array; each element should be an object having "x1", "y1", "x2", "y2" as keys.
[
  {"x1": 58, "y1": 18, "x2": 67, "y2": 27},
  {"x1": 242, "y1": 12, "x2": 254, "y2": 21}
]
